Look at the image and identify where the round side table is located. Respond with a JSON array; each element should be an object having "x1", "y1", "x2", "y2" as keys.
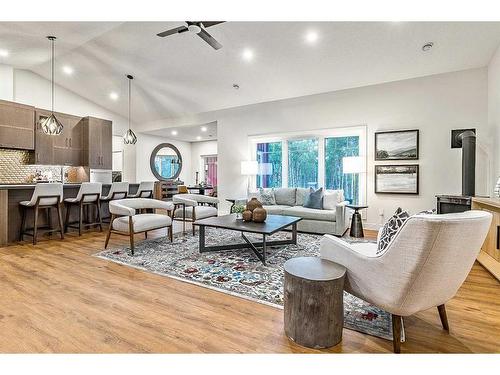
[
  {"x1": 347, "y1": 204, "x2": 368, "y2": 238},
  {"x1": 284, "y1": 257, "x2": 347, "y2": 349}
]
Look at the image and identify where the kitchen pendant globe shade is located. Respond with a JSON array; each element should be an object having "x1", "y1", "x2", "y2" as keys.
[
  {"x1": 123, "y1": 129, "x2": 137, "y2": 144},
  {"x1": 40, "y1": 113, "x2": 64, "y2": 135}
]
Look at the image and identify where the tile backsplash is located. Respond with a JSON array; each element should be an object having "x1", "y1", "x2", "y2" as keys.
[{"x1": 0, "y1": 148, "x2": 89, "y2": 183}]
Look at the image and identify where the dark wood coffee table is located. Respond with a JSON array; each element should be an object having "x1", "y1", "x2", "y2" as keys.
[{"x1": 193, "y1": 214, "x2": 302, "y2": 265}]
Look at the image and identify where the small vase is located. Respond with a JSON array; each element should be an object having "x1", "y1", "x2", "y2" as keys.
[
  {"x1": 252, "y1": 207, "x2": 267, "y2": 223},
  {"x1": 242, "y1": 210, "x2": 253, "y2": 222},
  {"x1": 246, "y1": 197, "x2": 263, "y2": 212}
]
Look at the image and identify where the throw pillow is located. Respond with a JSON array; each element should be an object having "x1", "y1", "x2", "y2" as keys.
[
  {"x1": 376, "y1": 207, "x2": 410, "y2": 255},
  {"x1": 258, "y1": 188, "x2": 276, "y2": 205},
  {"x1": 274, "y1": 188, "x2": 296, "y2": 206},
  {"x1": 303, "y1": 187, "x2": 324, "y2": 209},
  {"x1": 295, "y1": 188, "x2": 309, "y2": 206},
  {"x1": 323, "y1": 189, "x2": 344, "y2": 210}
]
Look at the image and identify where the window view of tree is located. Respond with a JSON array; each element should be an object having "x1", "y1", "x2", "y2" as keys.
[
  {"x1": 288, "y1": 138, "x2": 318, "y2": 188},
  {"x1": 324, "y1": 136, "x2": 359, "y2": 204},
  {"x1": 256, "y1": 142, "x2": 282, "y2": 188}
]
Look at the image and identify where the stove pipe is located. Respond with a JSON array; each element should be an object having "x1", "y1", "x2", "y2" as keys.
[{"x1": 457, "y1": 130, "x2": 476, "y2": 197}]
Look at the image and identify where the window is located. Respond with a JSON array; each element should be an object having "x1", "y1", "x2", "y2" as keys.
[
  {"x1": 288, "y1": 138, "x2": 318, "y2": 188},
  {"x1": 251, "y1": 126, "x2": 366, "y2": 203},
  {"x1": 325, "y1": 136, "x2": 360, "y2": 204},
  {"x1": 256, "y1": 142, "x2": 282, "y2": 188}
]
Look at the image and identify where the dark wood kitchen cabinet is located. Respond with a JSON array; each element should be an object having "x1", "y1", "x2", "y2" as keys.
[
  {"x1": 82, "y1": 116, "x2": 112, "y2": 169},
  {"x1": 34, "y1": 109, "x2": 83, "y2": 166},
  {"x1": 34, "y1": 109, "x2": 54, "y2": 164},
  {"x1": 0, "y1": 99, "x2": 35, "y2": 150}
]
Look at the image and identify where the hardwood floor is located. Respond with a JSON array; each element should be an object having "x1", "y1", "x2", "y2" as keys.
[{"x1": 0, "y1": 225, "x2": 499, "y2": 353}]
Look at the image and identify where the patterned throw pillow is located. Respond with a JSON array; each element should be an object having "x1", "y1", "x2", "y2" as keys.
[
  {"x1": 258, "y1": 188, "x2": 276, "y2": 205},
  {"x1": 376, "y1": 207, "x2": 410, "y2": 255}
]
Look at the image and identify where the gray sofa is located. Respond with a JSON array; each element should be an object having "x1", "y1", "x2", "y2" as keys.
[{"x1": 247, "y1": 187, "x2": 350, "y2": 236}]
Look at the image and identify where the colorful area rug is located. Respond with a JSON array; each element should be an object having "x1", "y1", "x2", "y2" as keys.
[{"x1": 95, "y1": 229, "x2": 392, "y2": 340}]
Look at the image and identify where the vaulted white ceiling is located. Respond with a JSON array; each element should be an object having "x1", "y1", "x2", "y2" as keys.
[{"x1": 2, "y1": 22, "x2": 500, "y2": 127}]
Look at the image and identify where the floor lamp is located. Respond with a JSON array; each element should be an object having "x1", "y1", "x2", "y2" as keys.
[{"x1": 241, "y1": 161, "x2": 258, "y2": 195}]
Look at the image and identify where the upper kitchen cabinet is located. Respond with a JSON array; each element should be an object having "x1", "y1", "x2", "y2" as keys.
[
  {"x1": 34, "y1": 109, "x2": 83, "y2": 166},
  {"x1": 0, "y1": 99, "x2": 35, "y2": 150},
  {"x1": 82, "y1": 116, "x2": 112, "y2": 169}
]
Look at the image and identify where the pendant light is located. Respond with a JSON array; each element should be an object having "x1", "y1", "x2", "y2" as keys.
[
  {"x1": 123, "y1": 74, "x2": 137, "y2": 144},
  {"x1": 40, "y1": 36, "x2": 63, "y2": 135}
]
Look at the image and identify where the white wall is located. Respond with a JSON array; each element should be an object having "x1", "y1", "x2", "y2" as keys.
[
  {"x1": 134, "y1": 133, "x2": 192, "y2": 184},
  {"x1": 488, "y1": 45, "x2": 500, "y2": 192},
  {"x1": 0, "y1": 64, "x2": 14, "y2": 101},
  {"x1": 190, "y1": 140, "x2": 218, "y2": 184},
  {"x1": 141, "y1": 68, "x2": 490, "y2": 227}
]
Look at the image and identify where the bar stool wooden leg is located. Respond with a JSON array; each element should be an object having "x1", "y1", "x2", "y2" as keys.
[
  {"x1": 33, "y1": 205, "x2": 39, "y2": 245},
  {"x1": 64, "y1": 204, "x2": 71, "y2": 233},
  {"x1": 57, "y1": 203, "x2": 64, "y2": 240},
  {"x1": 19, "y1": 206, "x2": 26, "y2": 241},
  {"x1": 78, "y1": 201, "x2": 83, "y2": 236},
  {"x1": 97, "y1": 200, "x2": 103, "y2": 232}
]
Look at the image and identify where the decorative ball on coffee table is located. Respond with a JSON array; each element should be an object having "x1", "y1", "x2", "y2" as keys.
[
  {"x1": 242, "y1": 210, "x2": 253, "y2": 222},
  {"x1": 252, "y1": 207, "x2": 267, "y2": 223},
  {"x1": 246, "y1": 197, "x2": 263, "y2": 212}
]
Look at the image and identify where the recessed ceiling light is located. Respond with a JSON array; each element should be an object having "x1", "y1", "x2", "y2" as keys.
[
  {"x1": 0, "y1": 49, "x2": 9, "y2": 57},
  {"x1": 109, "y1": 92, "x2": 119, "y2": 101},
  {"x1": 171, "y1": 130, "x2": 178, "y2": 136},
  {"x1": 305, "y1": 31, "x2": 319, "y2": 44},
  {"x1": 422, "y1": 42, "x2": 434, "y2": 52},
  {"x1": 242, "y1": 48, "x2": 254, "y2": 62},
  {"x1": 196, "y1": 136, "x2": 202, "y2": 140},
  {"x1": 201, "y1": 126, "x2": 207, "y2": 132},
  {"x1": 62, "y1": 65, "x2": 74, "y2": 75}
]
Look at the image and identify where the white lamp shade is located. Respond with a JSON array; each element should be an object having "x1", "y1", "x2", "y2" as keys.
[
  {"x1": 241, "y1": 160, "x2": 258, "y2": 175},
  {"x1": 342, "y1": 156, "x2": 365, "y2": 174},
  {"x1": 258, "y1": 162, "x2": 273, "y2": 176}
]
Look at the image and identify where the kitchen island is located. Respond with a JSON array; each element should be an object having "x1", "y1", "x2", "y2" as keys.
[{"x1": 0, "y1": 183, "x2": 139, "y2": 245}]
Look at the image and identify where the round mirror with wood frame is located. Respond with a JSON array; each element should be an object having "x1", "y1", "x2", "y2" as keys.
[{"x1": 150, "y1": 143, "x2": 183, "y2": 181}]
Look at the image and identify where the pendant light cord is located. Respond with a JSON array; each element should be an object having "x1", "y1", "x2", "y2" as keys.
[
  {"x1": 51, "y1": 37, "x2": 55, "y2": 113},
  {"x1": 128, "y1": 77, "x2": 131, "y2": 130}
]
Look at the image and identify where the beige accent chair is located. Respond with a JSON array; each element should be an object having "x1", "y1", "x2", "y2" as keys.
[
  {"x1": 172, "y1": 193, "x2": 218, "y2": 234},
  {"x1": 105, "y1": 198, "x2": 174, "y2": 255},
  {"x1": 320, "y1": 210, "x2": 492, "y2": 353},
  {"x1": 19, "y1": 183, "x2": 65, "y2": 245}
]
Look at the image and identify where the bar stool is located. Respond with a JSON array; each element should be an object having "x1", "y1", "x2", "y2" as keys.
[
  {"x1": 64, "y1": 182, "x2": 103, "y2": 236},
  {"x1": 100, "y1": 182, "x2": 129, "y2": 223},
  {"x1": 128, "y1": 181, "x2": 154, "y2": 198},
  {"x1": 19, "y1": 183, "x2": 64, "y2": 245}
]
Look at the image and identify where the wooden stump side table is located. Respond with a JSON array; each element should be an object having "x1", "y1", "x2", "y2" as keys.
[{"x1": 283, "y1": 257, "x2": 347, "y2": 349}]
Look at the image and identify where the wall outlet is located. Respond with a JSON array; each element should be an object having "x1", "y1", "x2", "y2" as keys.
[{"x1": 378, "y1": 208, "x2": 384, "y2": 217}]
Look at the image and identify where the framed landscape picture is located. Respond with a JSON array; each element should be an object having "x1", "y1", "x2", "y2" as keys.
[
  {"x1": 375, "y1": 165, "x2": 419, "y2": 195},
  {"x1": 375, "y1": 129, "x2": 419, "y2": 160}
]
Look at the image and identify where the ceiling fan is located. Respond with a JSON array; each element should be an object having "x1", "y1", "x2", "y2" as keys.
[{"x1": 157, "y1": 21, "x2": 225, "y2": 50}]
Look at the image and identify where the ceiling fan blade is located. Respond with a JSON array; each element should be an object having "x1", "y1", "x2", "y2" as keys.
[
  {"x1": 200, "y1": 21, "x2": 225, "y2": 28},
  {"x1": 197, "y1": 29, "x2": 222, "y2": 50},
  {"x1": 157, "y1": 26, "x2": 188, "y2": 37}
]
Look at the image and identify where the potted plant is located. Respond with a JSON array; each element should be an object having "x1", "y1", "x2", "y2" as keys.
[{"x1": 232, "y1": 204, "x2": 246, "y2": 219}]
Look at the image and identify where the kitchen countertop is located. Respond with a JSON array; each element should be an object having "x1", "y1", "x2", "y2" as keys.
[{"x1": 0, "y1": 182, "x2": 139, "y2": 190}]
